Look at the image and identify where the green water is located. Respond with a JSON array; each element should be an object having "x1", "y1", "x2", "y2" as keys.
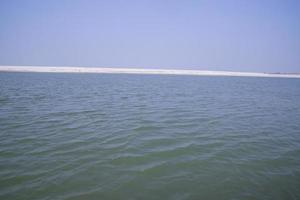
[{"x1": 0, "y1": 73, "x2": 300, "y2": 200}]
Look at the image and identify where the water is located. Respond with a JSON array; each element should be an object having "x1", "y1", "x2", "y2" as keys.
[{"x1": 0, "y1": 72, "x2": 300, "y2": 200}]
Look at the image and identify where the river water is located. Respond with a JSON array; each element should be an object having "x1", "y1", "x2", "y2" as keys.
[{"x1": 0, "y1": 72, "x2": 300, "y2": 200}]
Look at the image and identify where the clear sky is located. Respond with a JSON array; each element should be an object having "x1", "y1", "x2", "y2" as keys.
[{"x1": 0, "y1": 0, "x2": 299, "y2": 72}]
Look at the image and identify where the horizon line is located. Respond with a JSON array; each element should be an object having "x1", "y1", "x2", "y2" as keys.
[{"x1": 0, "y1": 65, "x2": 300, "y2": 79}]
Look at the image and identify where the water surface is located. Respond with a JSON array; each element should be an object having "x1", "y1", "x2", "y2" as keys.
[{"x1": 0, "y1": 73, "x2": 300, "y2": 200}]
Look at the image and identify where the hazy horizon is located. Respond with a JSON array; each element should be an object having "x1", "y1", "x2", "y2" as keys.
[
  {"x1": 1, "y1": 0, "x2": 300, "y2": 73},
  {"x1": 1, "y1": 65, "x2": 300, "y2": 75}
]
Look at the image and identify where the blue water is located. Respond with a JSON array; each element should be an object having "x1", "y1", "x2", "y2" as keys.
[{"x1": 0, "y1": 72, "x2": 300, "y2": 200}]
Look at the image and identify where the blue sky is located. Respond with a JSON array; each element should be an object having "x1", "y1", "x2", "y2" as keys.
[{"x1": 0, "y1": 0, "x2": 299, "y2": 72}]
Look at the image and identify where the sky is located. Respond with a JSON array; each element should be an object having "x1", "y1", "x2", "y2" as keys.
[{"x1": 0, "y1": 0, "x2": 299, "y2": 73}]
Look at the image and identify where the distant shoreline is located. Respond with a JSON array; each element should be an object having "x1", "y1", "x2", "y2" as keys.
[{"x1": 1, "y1": 66, "x2": 300, "y2": 79}]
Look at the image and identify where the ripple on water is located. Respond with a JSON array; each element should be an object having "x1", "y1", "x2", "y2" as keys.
[{"x1": 0, "y1": 73, "x2": 300, "y2": 200}]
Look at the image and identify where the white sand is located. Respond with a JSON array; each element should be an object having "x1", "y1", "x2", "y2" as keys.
[{"x1": 0, "y1": 66, "x2": 300, "y2": 78}]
